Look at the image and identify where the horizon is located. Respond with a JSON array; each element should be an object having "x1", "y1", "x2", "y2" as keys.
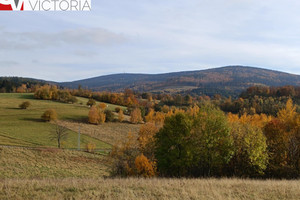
[{"x1": 2, "y1": 1, "x2": 300, "y2": 81}]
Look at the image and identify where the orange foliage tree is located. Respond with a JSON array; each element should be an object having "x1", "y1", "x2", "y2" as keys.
[
  {"x1": 88, "y1": 106, "x2": 106, "y2": 125},
  {"x1": 130, "y1": 108, "x2": 143, "y2": 124},
  {"x1": 135, "y1": 154, "x2": 156, "y2": 177},
  {"x1": 138, "y1": 122, "x2": 159, "y2": 158}
]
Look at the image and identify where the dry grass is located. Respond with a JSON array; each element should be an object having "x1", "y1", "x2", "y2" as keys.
[
  {"x1": 60, "y1": 121, "x2": 141, "y2": 145},
  {"x1": 0, "y1": 147, "x2": 110, "y2": 179},
  {"x1": 0, "y1": 178, "x2": 299, "y2": 200}
]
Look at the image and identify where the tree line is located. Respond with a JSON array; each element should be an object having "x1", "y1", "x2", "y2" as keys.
[{"x1": 110, "y1": 100, "x2": 300, "y2": 179}]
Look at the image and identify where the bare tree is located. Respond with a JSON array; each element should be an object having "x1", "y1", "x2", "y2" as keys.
[{"x1": 50, "y1": 122, "x2": 69, "y2": 148}]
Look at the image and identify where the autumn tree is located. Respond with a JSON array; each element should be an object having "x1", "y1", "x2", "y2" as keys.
[
  {"x1": 110, "y1": 132, "x2": 139, "y2": 177},
  {"x1": 118, "y1": 109, "x2": 124, "y2": 122},
  {"x1": 263, "y1": 99, "x2": 300, "y2": 178},
  {"x1": 191, "y1": 106, "x2": 234, "y2": 177},
  {"x1": 130, "y1": 108, "x2": 143, "y2": 124},
  {"x1": 138, "y1": 122, "x2": 159, "y2": 158},
  {"x1": 41, "y1": 109, "x2": 57, "y2": 122},
  {"x1": 228, "y1": 123, "x2": 268, "y2": 177},
  {"x1": 145, "y1": 108, "x2": 154, "y2": 122},
  {"x1": 88, "y1": 106, "x2": 106, "y2": 124},
  {"x1": 277, "y1": 98, "x2": 297, "y2": 131},
  {"x1": 135, "y1": 154, "x2": 156, "y2": 177},
  {"x1": 99, "y1": 103, "x2": 107, "y2": 110}
]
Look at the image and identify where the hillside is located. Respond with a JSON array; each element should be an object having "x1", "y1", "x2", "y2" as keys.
[
  {"x1": 0, "y1": 93, "x2": 111, "y2": 149},
  {"x1": 61, "y1": 66, "x2": 300, "y2": 97}
]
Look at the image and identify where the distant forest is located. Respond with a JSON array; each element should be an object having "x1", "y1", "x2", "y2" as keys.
[{"x1": 0, "y1": 77, "x2": 47, "y2": 93}]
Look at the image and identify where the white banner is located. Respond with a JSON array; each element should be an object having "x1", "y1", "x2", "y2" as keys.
[{"x1": 0, "y1": 0, "x2": 91, "y2": 11}]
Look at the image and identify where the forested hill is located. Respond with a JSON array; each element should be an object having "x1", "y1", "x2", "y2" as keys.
[
  {"x1": 61, "y1": 66, "x2": 300, "y2": 97},
  {"x1": 0, "y1": 77, "x2": 48, "y2": 93}
]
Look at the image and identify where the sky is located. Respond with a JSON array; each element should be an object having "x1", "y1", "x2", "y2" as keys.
[{"x1": 1, "y1": 0, "x2": 300, "y2": 81}]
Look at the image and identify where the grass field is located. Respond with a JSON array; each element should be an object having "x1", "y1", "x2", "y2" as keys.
[
  {"x1": 0, "y1": 93, "x2": 114, "y2": 149},
  {"x1": 60, "y1": 121, "x2": 140, "y2": 145},
  {"x1": 0, "y1": 147, "x2": 109, "y2": 179},
  {"x1": 1, "y1": 177, "x2": 299, "y2": 200}
]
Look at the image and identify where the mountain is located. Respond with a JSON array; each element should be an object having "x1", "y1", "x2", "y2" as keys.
[{"x1": 61, "y1": 66, "x2": 300, "y2": 97}]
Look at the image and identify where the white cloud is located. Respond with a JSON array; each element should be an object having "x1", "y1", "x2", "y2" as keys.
[
  {"x1": 0, "y1": 27, "x2": 127, "y2": 50},
  {"x1": 1, "y1": 0, "x2": 300, "y2": 80}
]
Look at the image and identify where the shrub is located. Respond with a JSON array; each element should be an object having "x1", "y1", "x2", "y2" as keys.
[
  {"x1": 115, "y1": 107, "x2": 121, "y2": 113},
  {"x1": 41, "y1": 109, "x2": 57, "y2": 122},
  {"x1": 87, "y1": 99, "x2": 96, "y2": 107},
  {"x1": 19, "y1": 101, "x2": 31, "y2": 109},
  {"x1": 85, "y1": 143, "x2": 96, "y2": 153},
  {"x1": 105, "y1": 110, "x2": 115, "y2": 122}
]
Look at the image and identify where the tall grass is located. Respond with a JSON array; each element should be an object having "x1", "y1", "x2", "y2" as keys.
[{"x1": 1, "y1": 178, "x2": 299, "y2": 200}]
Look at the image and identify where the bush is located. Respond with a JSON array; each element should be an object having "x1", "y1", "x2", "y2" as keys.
[
  {"x1": 115, "y1": 107, "x2": 121, "y2": 113},
  {"x1": 87, "y1": 99, "x2": 96, "y2": 107},
  {"x1": 19, "y1": 101, "x2": 31, "y2": 109},
  {"x1": 85, "y1": 143, "x2": 96, "y2": 153},
  {"x1": 41, "y1": 109, "x2": 57, "y2": 122},
  {"x1": 105, "y1": 110, "x2": 115, "y2": 122}
]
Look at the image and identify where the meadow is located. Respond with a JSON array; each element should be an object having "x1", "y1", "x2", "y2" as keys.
[
  {"x1": 0, "y1": 93, "x2": 115, "y2": 149},
  {"x1": 1, "y1": 177, "x2": 299, "y2": 200}
]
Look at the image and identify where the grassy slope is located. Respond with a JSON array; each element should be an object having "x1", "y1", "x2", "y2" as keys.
[
  {"x1": 61, "y1": 121, "x2": 140, "y2": 145},
  {"x1": 0, "y1": 147, "x2": 109, "y2": 179},
  {"x1": 1, "y1": 178, "x2": 299, "y2": 200},
  {"x1": 0, "y1": 93, "x2": 111, "y2": 149}
]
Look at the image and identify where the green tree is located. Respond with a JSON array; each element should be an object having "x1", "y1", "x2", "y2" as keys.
[
  {"x1": 154, "y1": 113, "x2": 194, "y2": 177},
  {"x1": 229, "y1": 123, "x2": 268, "y2": 177},
  {"x1": 105, "y1": 110, "x2": 115, "y2": 122},
  {"x1": 192, "y1": 106, "x2": 234, "y2": 177}
]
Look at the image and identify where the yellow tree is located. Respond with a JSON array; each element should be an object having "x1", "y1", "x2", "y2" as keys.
[
  {"x1": 277, "y1": 98, "x2": 297, "y2": 131},
  {"x1": 88, "y1": 106, "x2": 106, "y2": 124},
  {"x1": 138, "y1": 122, "x2": 159, "y2": 158},
  {"x1": 145, "y1": 108, "x2": 154, "y2": 122},
  {"x1": 99, "y1": 103, "x2": 107, "y2": 110},
  {"x1": 153, "y1": 112, "x2": 165, "y2": 126},
  {"x1": 88, "y1": 106, "x2": 100, "y2": 124},
  {"x1": 135, "y1": 154, "x2": 156, "y2": 177},
  {"x1": 118, "y1": 109, "x2": 124, "y2": 122},
  {"x1": 130, "y1": 108, "x2": 143, "y2": 124}
]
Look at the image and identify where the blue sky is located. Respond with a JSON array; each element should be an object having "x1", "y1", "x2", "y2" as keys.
[{"x1": 1, "y1": 0, "x2": 300, "y2": 81}]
